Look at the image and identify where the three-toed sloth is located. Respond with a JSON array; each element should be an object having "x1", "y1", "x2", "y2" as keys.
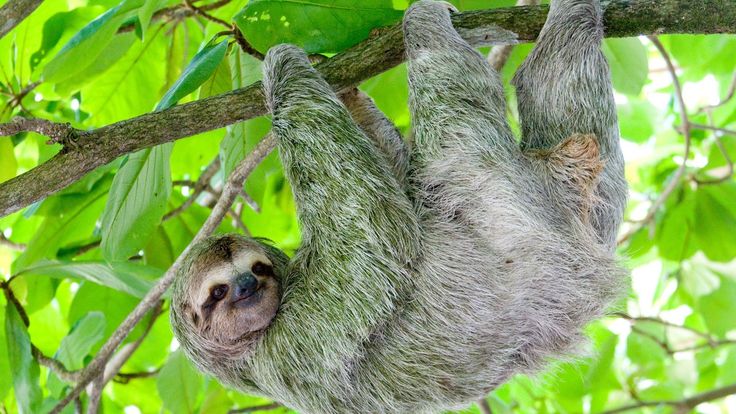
[{"x1": 171, "y1": 0, "x2": 627, "y2": 412}]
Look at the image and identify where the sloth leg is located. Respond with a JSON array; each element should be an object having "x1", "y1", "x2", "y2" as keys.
[
  {"x1": 403, "y1": 0, "x2": 516, "y2": 168},
  {"x1": 262, "y1": 44, "x2": 420, "y2": 263},
  {"x1": 339, "y1": 89, "x2": 409, "y2": 189},
  {"x1": 512, "y1": 0, "x2": 626, "y2": 248}
]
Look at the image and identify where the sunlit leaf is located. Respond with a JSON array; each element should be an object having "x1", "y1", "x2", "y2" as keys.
[
  {"x1": 157, "y1": 350, "x2": 203, "y2": 413},
  {"x1": 14, "y1": 260, "x2": 161, "y2": 298},
  {"x1": 602, "y1": 37, "x2": 648, "y2": 96},
  {"x1": 234, "y1": 0, "x2": 403, "y2": 54},
  {"x1": 158, "y1": 39, "x2": 229, "y2": 110},
  {"x1": 100, "y1": 144, "x2": 173, "y2": 261}
]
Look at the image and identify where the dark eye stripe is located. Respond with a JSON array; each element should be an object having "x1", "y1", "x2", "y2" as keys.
[{"x1": 252, "y1": 261, "x2": 274, "y2": 276}]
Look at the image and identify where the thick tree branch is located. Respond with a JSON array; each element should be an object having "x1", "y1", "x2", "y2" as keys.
[
  {"x1": 0, "y1": 0, "x2": 44, "y2": 39},
  {"x1": 1, "y1": 0, "x2": 736, "y2": 217}
]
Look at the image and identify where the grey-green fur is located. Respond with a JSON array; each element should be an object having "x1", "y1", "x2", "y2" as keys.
[{"x1": 171, "y1": 0, "x2": 627, "y2": 412}]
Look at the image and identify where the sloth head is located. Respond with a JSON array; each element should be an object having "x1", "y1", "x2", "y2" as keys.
[{"x1": 171, "y1": 234, "x2": 288, "y2": 370}]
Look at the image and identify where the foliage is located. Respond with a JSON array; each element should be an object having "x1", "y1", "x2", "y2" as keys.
[{"x1": 0, "y1": 0, "x2": 735, "y2": 413}]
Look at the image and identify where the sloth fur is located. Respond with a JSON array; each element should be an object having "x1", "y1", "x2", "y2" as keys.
[{"x1": 170, "y1": 0, "x2": 627, "y2": 412}]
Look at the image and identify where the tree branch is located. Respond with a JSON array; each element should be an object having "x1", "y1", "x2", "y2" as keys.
[
  {"x1": 2, "y1": 0, "x2": 736, "y2": 217},
  {"x1": 617, "y1": 35, "x2": 692, "y2": 245},
  {"x1": 602, "y1": 383, "x2": 736, "y2": 414},
  {"x1": 0, "y1": 0, "x2": 44, "y2": 39}
]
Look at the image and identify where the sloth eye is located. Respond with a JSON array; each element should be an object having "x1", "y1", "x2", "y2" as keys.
[
  {"x1": 210, "y1": 284, "x2": 228, "y2": 300},
  {"x1": 251, "y1": 262, "x2": 273, "y2": 275}
]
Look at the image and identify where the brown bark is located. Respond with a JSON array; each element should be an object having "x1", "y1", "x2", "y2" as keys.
[
  {"x1": 0, "y1": 0, "x2": 44, "y2": 39},
  {"x1": 1, "y1": 0, "x2": 736, "y2": 217}
]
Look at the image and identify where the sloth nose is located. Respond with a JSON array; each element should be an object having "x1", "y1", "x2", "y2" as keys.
[{"x1": 234, "y1": 272, "x2": 258, "y2": 299}]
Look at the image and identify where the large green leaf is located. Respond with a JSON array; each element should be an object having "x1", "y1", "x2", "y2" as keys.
[
  {"x1": 14, "y1": 260, "x2": 161, "y2": 298},
  {"x1": 30, "y1": 7, "x2": 107, "y2": 72},
  {"x1": 617, "y1": 98, "x2": 657, "y2": 143},
  {"x1": 157, "y1": 350, "x2": 203, "y2": 414},
  {"x1": 41, "y1": 0, "x2": 143, "y2": 83},
  {"x1": 0, "y1": 302, "x2": 10, "y2": 401},
  {"x1": 602, "y1": 37, "x2": 648, "y2": 96},
  {"x1": 655, "y1": 191, "x2": 696, "y2": 261},
  {"x1": 56, "y1": 312, "x2": 106, "y2": 370},
  {"x1": 157, "y1": 39, "x2": 229, "y2": 110},
  {"x1": 13, "y1": 175, "x2": 112, "y2": 272},
  {"x1": 693, "y1": 184, "x2": 736, "y2": 262},
  {"x1": 698, "y1": 276, "x2": 736, "y2": 336},
  {"x1": 234, "y1": 0, "x2": 403, "y2": 54},
  {"x1": 68, "y1": 283, "x2": 146, "y2": 349},
  {"x1": 4, "y1": 303, "x2": 42, "y2": 414},
  {"x1": 100, "y1": 144, "x2": 173, "y2": 261}
]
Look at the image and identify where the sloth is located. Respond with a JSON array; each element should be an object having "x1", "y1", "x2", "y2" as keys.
[{"x1": 170, "y1": 0, "x2": 627, "y2": 412}]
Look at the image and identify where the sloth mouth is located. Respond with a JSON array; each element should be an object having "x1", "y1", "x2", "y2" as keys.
[{"x1": 232, "y1": 286, "x2": 263, "y2": 307}]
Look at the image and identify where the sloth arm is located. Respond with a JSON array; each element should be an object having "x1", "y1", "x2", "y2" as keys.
[{"x1": 253, "y1": 44, "x2": 421, "y2": 395}]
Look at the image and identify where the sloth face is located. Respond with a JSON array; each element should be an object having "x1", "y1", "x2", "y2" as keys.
[{"x1": 175, "y1": 235, "x2": 281, "y2": 348}]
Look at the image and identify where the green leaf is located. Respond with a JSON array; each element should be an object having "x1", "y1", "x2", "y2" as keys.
[
  {"x1": 56, "y1": 312, "x2": 106, "y2": 370},
  {"x1": 157, "y1": 39, "x2": 229, "y2": 110},
  {"x1": 13, "y1": 175, "x2": 112, "y2": 272},
  {"x1": 655, "y1": 191, "x2": 696, "y2": 261},
  {"x1": 100, "y1": 144, "x2": 173, "y2": 261},
  {"x1": 30, "y1": 7, "x2": 106, "y2": 72},
  {"x1": 14, "y1": 260, "x2": 161, "y2": 298},
  {"x1": 68, "y1": 283, "x2": 145, "y2": 349},
  {"x1": 55, "y1": 31, "x2": 137, "y2": 96},
  {"x1": 137, "y1": 0, "x2": 160, "y2": 38},
  {"x1": 698, "y1": 276, "x2": 736, "y2": 336},
  {"x1": 157, "y1": 350, "x2": 202, "y2": 414},
  {"x1": 602, "y1": 37, "x2": 648, "y2": 96},
  {"x1": 234, "y1": 0, "x2": 403, "y2": 54},
  {"x1": 198, "y1": 56, "x2": 232, "y2": 99},
  {"x1": 693, "y1": 184, "x2": 736, "y2": 262},
  {"x1": 0, "y1": 301, "x2": 10, "y2": 401},
  {"x1": 0, "y1": 139, "x2": 17, "y2": 183},
  {"x1": 617, "y1": 98, "x2": 656, "y2": 143},
  {"x1": 4, "y1": 302, "x2": 42, "y2": 414},
  {"x1": 42, "y1": 6, "x2": 127, "y2": 83}
]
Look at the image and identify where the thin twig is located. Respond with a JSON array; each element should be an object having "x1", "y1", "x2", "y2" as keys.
[
  {"x1": 618, "y1": 36, "x2": 692, "y2": 245},
  {"x1": 200, "y1": 0, "x2": 233, "y2": 11},
  {"x1": 617, "y1": 313, "x2": 736, "y2": 354},
  {"x1": 113, "y1": 368, "x2": 161, "y2": 384},
  {"x1": 689, "y1": 123, "x2": 736, "y2": 137},
  {"x1": 690, "y1": 121, "x2": 734, "y2": 185},
  {"x1": 164, "y1": 156, "x2": 221, "y2": 221},
  {"x1": 601, "y1": 383, "x2": 736, "y2": 414},
  {"x1": 1, "y1": 280, "x2": 29, "y2": 326},
  {"x1": 228, "y1": 402, "x2": 282, "y2": 414},
  {"x1": 86, "y1": 374, "x2": 104, "y2": 414},
  {"x1": 183, "y1": 0, "x2": 232, "y2": 29},
  {"x1": 0, "y1": 233, "x2": 25, "y2": 251},
  {"x1": 86, "y1": 301, "x2": 164, "y2": 414},
  {"x1": 31, "y1": 345, "x2": 81, "y2": 383},
  {"x1": 698, "y1": 72, "x2": 736, "y2": 113},
  {"x1": 232, "y1": 25, "x2": 265, "y2": 60},
  {"x1": 477, "y1": 397, "x2": 493, "y2": 414},
  {"x1": 50, "y1": 135, "x2": 277, "y2": 414}
]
